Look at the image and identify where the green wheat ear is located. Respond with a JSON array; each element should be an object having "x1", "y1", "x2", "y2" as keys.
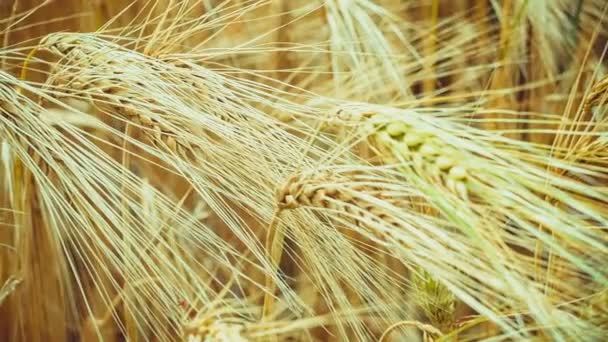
[
  {"x1": 412, "y1": 267, "x2": 456, "y2": 333},
  {"x1": 369, "y1": 116, "x2": 469, "y2": 199}
]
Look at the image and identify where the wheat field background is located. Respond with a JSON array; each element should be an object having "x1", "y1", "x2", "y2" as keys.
[{"x1": 0, "y1": 0, "x2": 607, "y2": 341}]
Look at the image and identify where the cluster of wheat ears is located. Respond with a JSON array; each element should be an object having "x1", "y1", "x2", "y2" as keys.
[{"x1": 0, "y1": 0, "x2": 607, "y2": 341}]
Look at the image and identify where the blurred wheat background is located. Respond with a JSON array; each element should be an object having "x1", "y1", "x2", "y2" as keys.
[{"x1": 0, "y1": 0, "x2": 607, "y2": 341}]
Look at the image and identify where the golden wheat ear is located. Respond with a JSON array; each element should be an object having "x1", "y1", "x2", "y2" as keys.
[{"x1": 0, "y1": 69, "x2": 265, "y2": 340}]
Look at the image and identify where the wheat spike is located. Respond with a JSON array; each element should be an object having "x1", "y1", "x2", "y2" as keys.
[{"x1": 411, "y1": 267, "x2": 455, "y2": 332}]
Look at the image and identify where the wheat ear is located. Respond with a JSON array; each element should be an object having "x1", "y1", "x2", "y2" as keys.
[{"x1": 582, "y1": 75, "x2": 608, "y2": 118}]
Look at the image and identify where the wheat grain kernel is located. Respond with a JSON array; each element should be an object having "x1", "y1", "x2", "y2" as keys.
[
  {"x1": 419, "y1": 143, "x2": 440, "y2": 157},
  {"x1": 448, "y1": 166, "x2": 467, "y2": 180},
  {"x1": 403, "y1": 132, "x2": 425, "y2": 147},
  {"x1": 386, "y1": 121, "x2": 408, "y2": 137},
  {"x1": 435, "y1": 156, "x2": 454, "y2": 170}
]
